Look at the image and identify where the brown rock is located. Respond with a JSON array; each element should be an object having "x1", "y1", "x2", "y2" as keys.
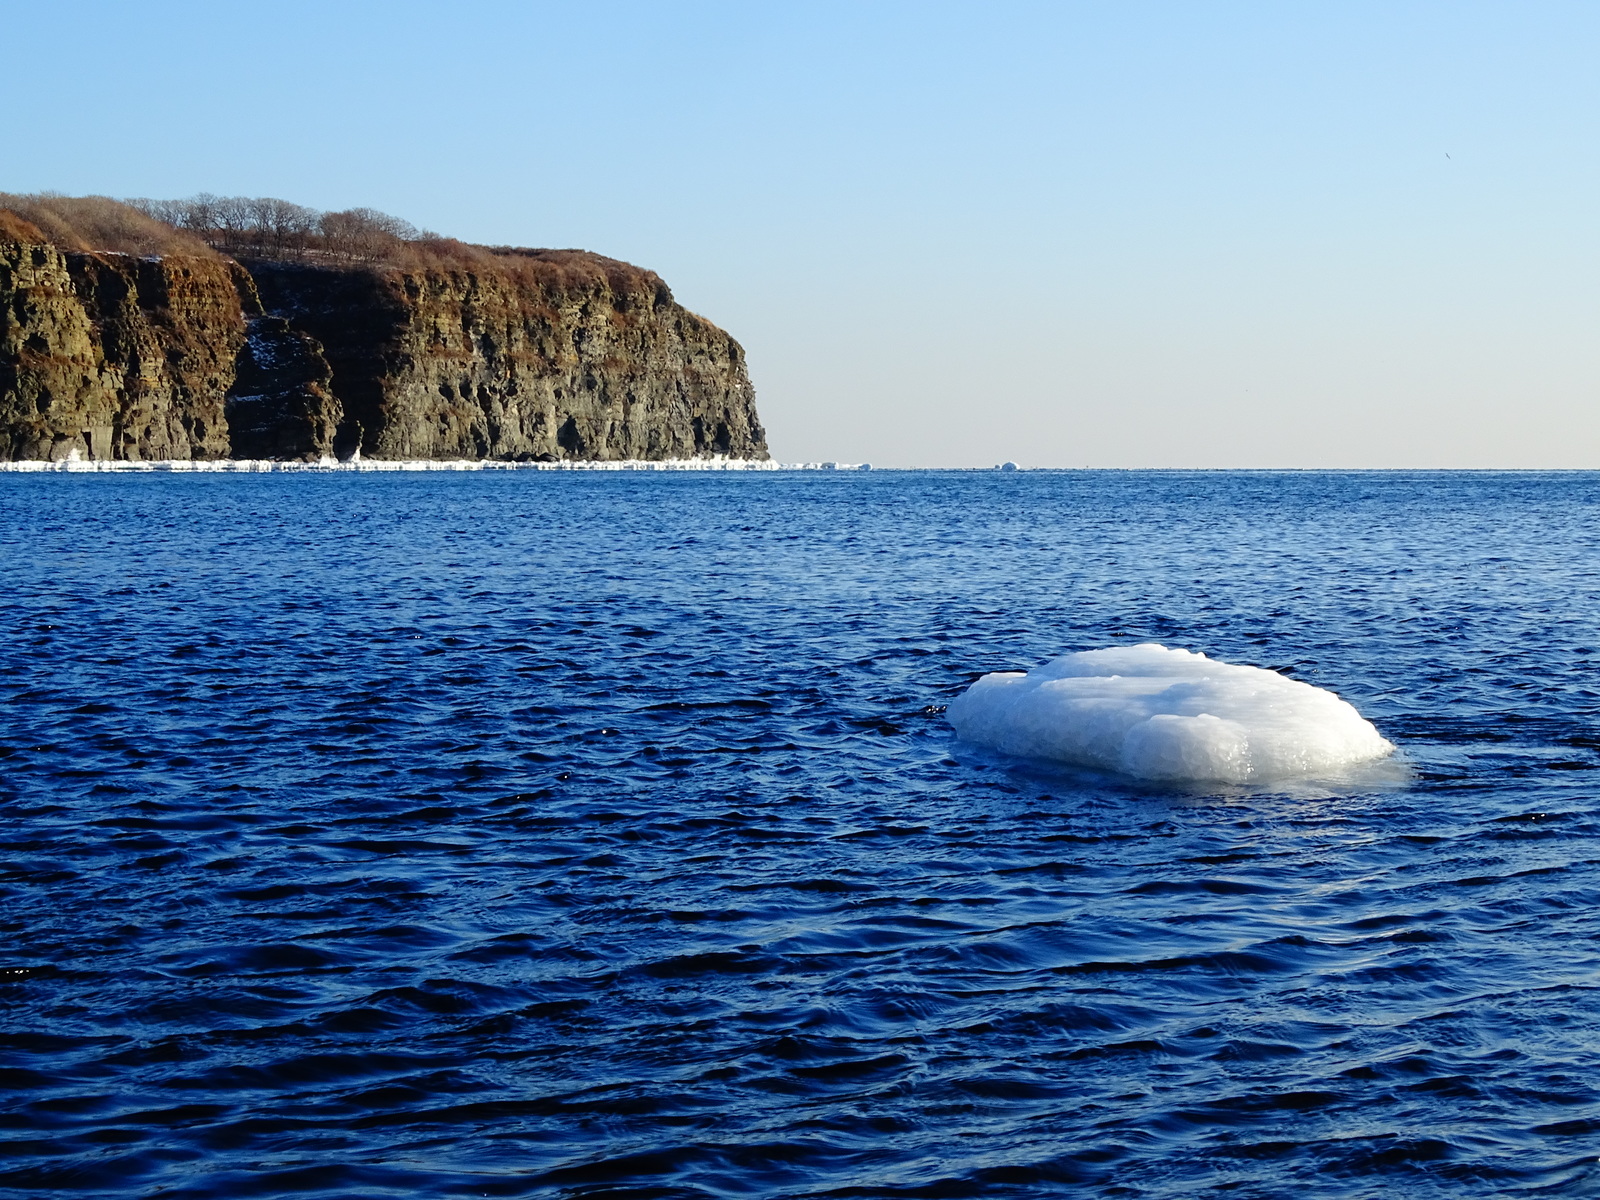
[
  {"x1": 246, "y1": 253, "x2": 766, "y2": 462},
  {"x1": 1, "y1": 212, "x2": 767, "y2": 463},
  {"x1": 0, "y1": 240, "x2": 242, "y2": 461}
]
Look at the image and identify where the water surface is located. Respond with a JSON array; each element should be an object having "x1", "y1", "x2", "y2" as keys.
[{"x1": 3, "y1": 470, "x2": 1599, "y2": 1198}]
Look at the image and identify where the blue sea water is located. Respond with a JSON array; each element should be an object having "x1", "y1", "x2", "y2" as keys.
[{"x1": 2, "y1": 469, "x2": 1600, "y2": 1199}]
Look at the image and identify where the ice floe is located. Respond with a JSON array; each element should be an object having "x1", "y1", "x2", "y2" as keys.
[{"x1": 948, "y1": 643, "x2": 1393, "y2": 785}]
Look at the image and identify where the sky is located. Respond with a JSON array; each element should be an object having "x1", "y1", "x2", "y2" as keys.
[{"x1": 8, "y1": 1, "x2": 1600, "y2": 467}]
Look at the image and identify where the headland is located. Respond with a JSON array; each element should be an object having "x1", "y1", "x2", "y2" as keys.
[{"x1": 0, "y1": 194, "x2": 768, "y2": 464}]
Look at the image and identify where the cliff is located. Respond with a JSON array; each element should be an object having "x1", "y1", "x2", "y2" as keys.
[
  {"x1": 0, "y1": 234, "x2": 245, "y2": 461},
  {"x1": 0, "y1": 200, "x2": 767, "y2": 463},
  {"x1": 246, "y1": 253, "x2": 764, "y2": 462}
]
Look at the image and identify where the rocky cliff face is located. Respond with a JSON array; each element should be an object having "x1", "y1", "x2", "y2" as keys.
[
  {"x1": 224, "y1": 313, "x2": 345, "y2": 462},
  {"x1": 0, "y1": 222, "x2": 767, "y2": 463},
  {"x1": 0, "y1": 236, "x2": 245, "y2": 461},
  {"x1": 248, "y1": 253, "x2": 766, "y2": 462}
]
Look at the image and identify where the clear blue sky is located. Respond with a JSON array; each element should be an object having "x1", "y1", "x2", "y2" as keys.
[{"x1": 9, "y1": 1, "x2": 1599, "y2": 466}]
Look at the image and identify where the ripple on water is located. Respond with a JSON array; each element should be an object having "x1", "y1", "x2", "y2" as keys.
[{"x1": 2, "y1": 471, "x2": 1600, "y2": 1197}]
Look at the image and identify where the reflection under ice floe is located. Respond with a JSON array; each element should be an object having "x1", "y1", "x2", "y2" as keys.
[
  {"x1": 948, "y1": 739, "x2": 1413, "y2": 802},
  {"x1": 948, "y1": 643, "x2": 1396, "y2": 786}
]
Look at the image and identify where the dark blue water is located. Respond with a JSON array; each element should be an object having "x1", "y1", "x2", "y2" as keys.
[{"x1": 3, "y1": 471, "x2": 1600, "y2": 1199}]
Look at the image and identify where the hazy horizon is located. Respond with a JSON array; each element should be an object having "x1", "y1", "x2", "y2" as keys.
[{"x1": 10, "y1": 1, "x2": 1598, "y2": 468}]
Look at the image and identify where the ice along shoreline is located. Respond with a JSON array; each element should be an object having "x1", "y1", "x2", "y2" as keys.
[{"x1": 0, "y1": 456, "x2": 870, "y2": 474}]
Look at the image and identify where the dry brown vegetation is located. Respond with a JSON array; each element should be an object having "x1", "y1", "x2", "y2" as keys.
[
  {"x1": 0, "y1": 209, "x2": 47, "y2": 244},
  {"x1": 486, "y1": 247, "x2": 671, "y2": 301},
  {"x1": 131, "y1": 195, "x2": 427, "y2": 264},
  {"x1": 0, "y1": 193, "x2": 216, "y2": 257},
  {"x1": 0, "y1": 193, "x2": 674, "y2": 302}
]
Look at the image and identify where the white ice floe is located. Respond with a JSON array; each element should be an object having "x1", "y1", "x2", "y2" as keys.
[{"x1": 948, "y1": 643, "x2": 1393, "y2": 785}]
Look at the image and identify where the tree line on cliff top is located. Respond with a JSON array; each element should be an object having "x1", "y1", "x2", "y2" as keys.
[
  {"x1": 136, "y1": 195, "x2": 426, "y2": 263},
  {"x1": 0, "y1": 192, "x2": 673, "y2": 300},
  {"x1": 0, "y1": 192, "x2": 430, "y2": 265}
]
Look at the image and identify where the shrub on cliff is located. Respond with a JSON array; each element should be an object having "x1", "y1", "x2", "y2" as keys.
[
  {"x1": 0, "y1": 193, "x2": 215, "y2": 257},
  {"x1": 130, "y1": 195, "x2": 428, "y2": 266},
  {"x1": 0, "y1": 209, "x2": 47, "y2": 244},
  {"x1": 0, "y1": 193, "x2": 672, "y2": 305}
]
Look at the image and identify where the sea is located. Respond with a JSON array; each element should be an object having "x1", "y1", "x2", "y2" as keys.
[{"x1": 2, "y1": 469, "x2": 1599, "y2": 1199}]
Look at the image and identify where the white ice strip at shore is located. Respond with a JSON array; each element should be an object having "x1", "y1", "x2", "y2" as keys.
[
  {"x1": 0, "y1": 456, "x2": 870, "y2": 473},
  {"x1": 948, "y1": 643, "x2": 1394, "y2": 785}
]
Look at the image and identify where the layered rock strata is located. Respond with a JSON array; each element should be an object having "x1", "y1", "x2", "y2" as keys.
[
  {"x1": 247, "y1": 253, "x2": 765, "y2": 462},
  {"x1": 224, "y1": 314, "x2": 344, "y2": 461},
  {"x1": 0, "y1": 226, "x2": 767, "y2": 462},
  {"x1": 0, "y1": 234, "x2": 245, "y2": 461}
]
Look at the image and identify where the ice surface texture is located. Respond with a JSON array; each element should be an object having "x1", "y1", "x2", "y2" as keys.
[{"x1": 948, "y1": 643, "x2": 1393, "y2": 784}]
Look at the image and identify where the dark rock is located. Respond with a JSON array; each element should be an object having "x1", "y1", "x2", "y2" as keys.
[
  {"x1": 245, "y1": 254, "x2": 766, "y2": 462},
  {"x1": 225, "y1": 317, "x2": 342, "y2": 460},
  {"x1": 0, "y1": 240, "x2": 242, "y2": 461},
  {"x1": 0, "y1": 231, "x2": 767, "y2": 463}
]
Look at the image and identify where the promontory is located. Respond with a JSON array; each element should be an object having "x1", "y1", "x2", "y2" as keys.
[{"x1": 0, "y1": 194, "x2": 768, "y2": 463}]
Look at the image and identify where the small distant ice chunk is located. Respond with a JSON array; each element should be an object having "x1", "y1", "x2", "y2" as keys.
[{"x1": 948, "y1": 643, "x2": 1393, "y2": 784}]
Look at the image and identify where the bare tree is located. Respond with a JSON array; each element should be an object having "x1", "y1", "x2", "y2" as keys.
[
  {"x1": 320, "y1": 208, "x2": 418, "y2": 263},
  {"x1": 179, "y1": 194, "x2": 223, "y2": 235},
  {"x1": 247, "y1": 197, "x2": 318, "y2": 259},
  {"x1": 213, "y1": 197, "x2": 256, "y2": 255},
  {"x1": 111, "y1": 194, "x2": 426, "y2": 264}
]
